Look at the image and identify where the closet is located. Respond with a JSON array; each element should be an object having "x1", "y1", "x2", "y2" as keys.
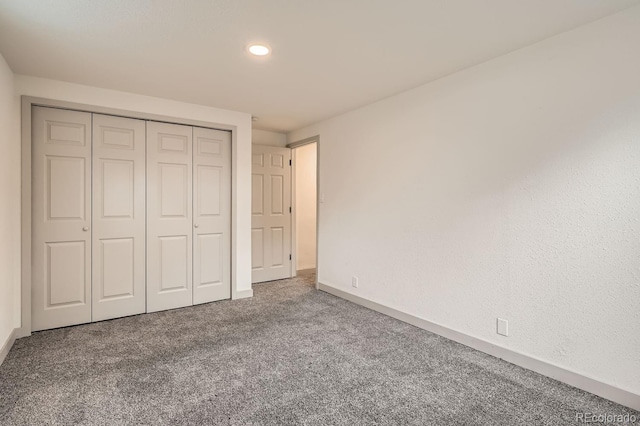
[{"x1": 31, "y1": 106, "x2": 231, "y2": 331}]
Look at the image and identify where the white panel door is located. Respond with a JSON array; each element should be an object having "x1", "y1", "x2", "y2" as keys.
[
  {"x1": 193, "y1": 127, "x2": 231, "y2": 304},
  {"x1": 147, "y1": 122, "x2": 193, "y2": 312},
  {"x1": 92, "y1": 114, "x2": 146, "y2": 321},
  {"x1": 32, "y1": 107, "x2": 92, "y2": 331},
  {"x1": 251, "y1": 145, "x2": 292, "y2": 283}
]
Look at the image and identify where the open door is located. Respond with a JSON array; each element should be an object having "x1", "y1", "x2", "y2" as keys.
[{"x1": 251, "y1": 145, "x2": 292, "y2": 283}]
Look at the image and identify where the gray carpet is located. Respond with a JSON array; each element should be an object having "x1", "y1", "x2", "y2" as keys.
[{"x1": 1, "y1": 272, "x2": 637, "y2": 425}]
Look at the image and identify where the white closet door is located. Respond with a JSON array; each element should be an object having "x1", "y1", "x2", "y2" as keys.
[
  {"x1": 251, "y1": 145, "x2": 292, "y2": 283},
  {"x1": 193, "y1": 127, "x2": 231, "y2": 304},
  {"x1": 32, "y1": 107, "x2": 92, "y2": 331},
  {"x1": 146, "y1": 121, "x2": 193, "y2": 312},
  {"x1": 92, "y1": 114, "x2": 146, "y2": 321}
]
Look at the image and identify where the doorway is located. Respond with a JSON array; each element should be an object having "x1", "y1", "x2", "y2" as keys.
[
  {"x1": 290, "y1": 140, "x2": 318, "y2": 278},
  {"x1": 250, "y1": 136, "x2": 319, "y2": 285}
]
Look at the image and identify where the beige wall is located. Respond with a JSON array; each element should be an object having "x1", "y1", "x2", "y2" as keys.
[
  {"x1": 289, "y1": 6, "x2": 640, "y2": 395},
  {"x1": 0, "y1": 52, "x2": 19, "y2": 350},
  {"x1": 295, "y1": 143, "x2": 317, "y2": 270},
  {"x1": 252, "y1": 129, "x2": 287, "y2": 147}
]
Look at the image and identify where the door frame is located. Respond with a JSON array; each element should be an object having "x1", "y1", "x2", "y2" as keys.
[
  {"x1": 286, "y1": 135, "x2": 320, "y2": 289},
  {"x1": 20, "y1": 96, "x2": 241, "y2": 338}
]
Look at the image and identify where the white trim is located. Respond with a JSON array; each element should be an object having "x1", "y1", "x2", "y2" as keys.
[
  {"x1": 318, "y1": 282, "x2": 640, "y2": 411},
  {"x1": 290, "y1": 148, "x2": 297, "y2": 278},
  {"x1": 21, "y1": 96, "x2": 246, "y2": 336},
  {"x1": 286, "y1": 136, "x2": 318, "y2": 149},
  {"x1": 315, "y1": 138, "x2": 320, "y2": 289},
  {"x1": 0, "y1": 328, "x2": 17, "y2": 366},
  {"x1": 19, "y1": 98, "x2": 32, "y2": 338},
  {"x1": 233, "y1": 289, "x2": 254, "y2": 299}
]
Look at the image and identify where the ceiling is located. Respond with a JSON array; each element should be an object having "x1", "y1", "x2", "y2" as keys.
[{"x1": 0, "y1": 0, "x2": 637, "y2": 132}]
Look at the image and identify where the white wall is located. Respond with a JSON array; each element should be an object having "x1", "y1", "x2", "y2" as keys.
[
  {"x1": 14, "y1": 75, "x2": 254, "y2": 333},
  {"x1": 252, "y1": 129, "x2": 287, "y2": 147},
  {"x1": 0, "y1": 52, "x2": 19, "y2": 349},
  {"x1": 295, "y1": 143, "x2": 317, "y2": 270},
  {"x1": 289, "y1": 6, "x2": 640, "y2": 396}
]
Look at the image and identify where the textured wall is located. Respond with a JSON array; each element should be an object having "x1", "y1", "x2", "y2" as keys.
[{"x1": 289, "y1": 6, "x2": 640, "y2": 394}]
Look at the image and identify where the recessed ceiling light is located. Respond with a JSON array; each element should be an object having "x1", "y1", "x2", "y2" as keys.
[{"x1": 248, "y1": 44, "x2": 270, "y2": 56}]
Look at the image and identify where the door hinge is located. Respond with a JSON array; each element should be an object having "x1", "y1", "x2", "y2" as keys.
[
  {"x1": 289, "y1": 254, "x2": 292, "y2": 260},
  {"x1": 289, "y1": 159, "x2": 292, "y2": 166},
  {"x1": 289, "y1": 206, "x2": 292, "y2": 213}
]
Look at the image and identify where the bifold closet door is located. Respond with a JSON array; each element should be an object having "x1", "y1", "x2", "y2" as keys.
[
  {"x1": 193, "y1": 127, "x2": 231, "y2": 304},
  {"x1": 147, "y1": 122, "x2": 193, "y2": 312},
  {"x1": 32, "y1": 107, "x2": 92, "y2": 331},
  {"x1": 92, "y1": 114, "x2": 146, "y2": 321}
]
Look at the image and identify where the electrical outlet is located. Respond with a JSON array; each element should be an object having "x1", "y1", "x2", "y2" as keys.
[
  {"x1": 497, "y1": 318, "x2": 509, "y2": 336},
  {"x1": 352, "y1": 276, "x2": 358, "y2": 288}
]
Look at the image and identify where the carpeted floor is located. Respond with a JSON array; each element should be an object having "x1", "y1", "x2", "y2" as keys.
[{"x1": 0, "y1": 272, "x2": 637, "y2": 425}]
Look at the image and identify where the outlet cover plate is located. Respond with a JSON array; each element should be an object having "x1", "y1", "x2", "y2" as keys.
[{"x1": 497, "y1": 318, "x2": 509, "y2": 336}]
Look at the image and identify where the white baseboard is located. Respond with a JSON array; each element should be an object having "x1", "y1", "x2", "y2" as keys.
[
  {"x1": 15, "y1": 326, "x2": 31, "y2": 339},
  {"x1": 234, "y1": 289, "x2": 254, "y2": 300},
  {"x1": 318, "y1": 283, "x2": 640, "y2": 412},
  {"x1": 0, "y1": 328, "x2": 17, "y2": 367}
]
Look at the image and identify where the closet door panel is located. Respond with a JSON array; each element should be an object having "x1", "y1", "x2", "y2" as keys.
[
  {"x1": 147, "y1": 122, "x2": 193, "y2": 312},
  {"x1": 193, "y1": 127, "x2": 231, "y2": 304},
  {"x1": 32, "y1": 107, "x2": 92, "y2": 331},
  {"x1": 92, "y1": 114, "x2": 146, "y2": 321}
]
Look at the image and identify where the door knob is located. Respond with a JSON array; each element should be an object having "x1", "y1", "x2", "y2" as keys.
[
  {"x1": 82, "y1": 226, "x2": 90, "y2": 231},
  {"x1": 194, "y1": 224, "x2": 199, "y2": 228}
]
